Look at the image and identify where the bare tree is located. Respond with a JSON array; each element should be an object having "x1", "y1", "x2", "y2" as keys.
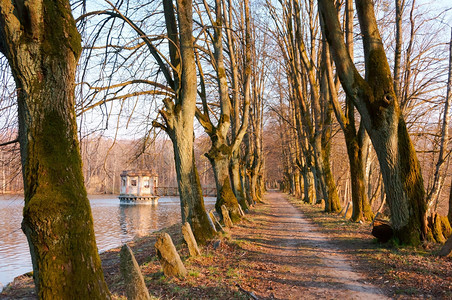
[
  {"x1": 153, "y1": 0, "x2": 217, "y2": 243},
  {"x1": 325, "y1": 0, "x2": 374, "y2": 222},
  {"x1": 78, "y1": 0, "x2": 216, "y2": 243},
  {"x1": 0, "y1": 0, "x2": 110, "y2": 297},
  {"x1": 194, "y1": 0, "x2": 250, "y2": 221},
  {"x1": 319, "y1": 0, "x2": 428, "y2": 244}
]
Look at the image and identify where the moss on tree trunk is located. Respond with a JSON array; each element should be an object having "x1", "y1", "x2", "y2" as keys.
[
  {"x1": 230, "y1": 152, "x2": 249, "y2": 211},
  {"x1": 318, "y1": 0, "x2": 430, "y2": 245},
  {"x1": 171, "y1": 130, "x2": 217, "y2": 244},
  {"x1": 21, "y1": 109, "x2": 110, "y2": 299},
  {"x1": 321, "y1": 148, "x2": 341, "y2": 213},
  {"x1": 345, "y1": 129, "x2": 374, "y2": 222},
  {"x1": 207, "y1": 145, "x2": 242, "y2": 223},
  {"x1": 302, "y1": 168, "x2": 315, "y2": 204},
  {"x1": 0, "y1": 0, "x2": 111, "y2": 297},
  {"x1": 321, "y1": 99, "x2": 341, "y2": 213}
]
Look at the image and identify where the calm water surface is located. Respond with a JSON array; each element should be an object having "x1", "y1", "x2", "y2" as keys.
[{"x1": 0, "y1": 195, "x2": 215, "y2": 289}]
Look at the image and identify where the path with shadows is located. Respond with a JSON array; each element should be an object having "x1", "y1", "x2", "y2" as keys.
[{"x1": 232, "y1": 191, "x2": 387, "y2": 299}]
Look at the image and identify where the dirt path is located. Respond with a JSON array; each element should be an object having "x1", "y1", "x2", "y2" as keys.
[{"x1": 232, "y1": 191, "x2": 387, "y2": 299}]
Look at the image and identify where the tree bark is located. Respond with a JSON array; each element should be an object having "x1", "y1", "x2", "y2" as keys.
[
  {"x1": 229, "y1": 152, "x2": 247, "y2": 209},
  {"x1": 319, "y1": 0, "x2": 427, "y2": 244},
  {"x1": 208, "y1": 151, "x2": 242, "y2": 222},
  {"x1": 348, "y1": 126, "x2": 374, "y2": 221},
  {"x1": 224, "y1": 0, "x2": 248, "y2": 211},
  {"x1": 158, "y1": 0, "x2": 216, "y2": 243},
  {"x1": 0, "y1": 1, "x2": 110, "y2": 298},
  {"x1": 320, "y1": 41, "x2": 341, "y2": 213},
  {"x1": 449, "y1": 170, "x2": 452, "y2": 225},
  {"x1": 325, "y1": 0, "x2": 373, "y2": 221},
  {"x1": 195, "y1": 0, "x2": 248, "y2": 219},
  {"x1": 394, "y1": 0, "x2": 404, "y2": 99}
]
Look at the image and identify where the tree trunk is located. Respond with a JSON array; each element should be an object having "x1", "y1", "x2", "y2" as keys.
[
  {"x1": 321, "y1": 139, "x2": 341, "y2": 212},
  {"x1": 171, "y1": 128, "x2": 215, "y2": 243},
  {"x1": 448, "y1": 175, "x2": 452, "y2": 225},
  {"x1": 207, "y1": 148, "x2": 242, "y2": 223},
  {"x1": 158, "y1": 0, "x2": 216, "y2": 244},
  {"x1": 244, "y1": 132, "x2": 256, "y2": 205},
  {"x1": 223, "y1": 0, "x2": 250, "y2": 212},
  {"x1": 319, "y1": 0, "x2": 427, "y2": 244},
  {"x1": 302, "y1": 164, "x2": 316, "y2": 204},
  {"x1": 393, "y1": 0, "x2": 404, "y2": 99},
  {"x1": 293, "y1": 168, "x2": 302, "y2": 198},
  {"x1": 346, "y1": 126, "x2": 374, "y2": 222},
  {"x1": 230, "y1": 152, "x2": 248, "y2": 210},
  {"x1": 0, "y1": 1, "x2": 110, "y2": 298},
  {"x1": 195, "y1": 0, "x2": 249, "y2": 218},
  {"x1": 325, "y1": 0, "x2": 372, "y2": 221},
  {"x1": 320, "y1": 50, "x2": 341, "y2": 213}
]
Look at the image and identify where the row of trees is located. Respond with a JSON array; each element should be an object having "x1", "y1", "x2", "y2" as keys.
[
  {"x1": 267, "y1": 0, "x2": 452, "y2": 245},
  {"x1": 75, "y1": 0, "x2": 266, "y2": 241}
]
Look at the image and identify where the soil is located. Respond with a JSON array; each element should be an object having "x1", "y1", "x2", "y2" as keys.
[{"x1": 1, "y1": 191, "x2": 451, "y2": 299}]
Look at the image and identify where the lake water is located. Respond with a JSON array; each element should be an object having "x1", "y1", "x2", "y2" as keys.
[{"x1": 0, "y1": 195, "x2": 215, "y2": 289}]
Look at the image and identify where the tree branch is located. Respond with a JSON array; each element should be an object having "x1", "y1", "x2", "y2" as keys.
[
  {"x1": 0, "y1": 138, "x2": 18, "y2": 147},
  {"x1": 317, "y1": 0, "x2": 367, "y2": 103},
  {"x1": 77, "y1": 6, "x2": 175, "y2": 89}
]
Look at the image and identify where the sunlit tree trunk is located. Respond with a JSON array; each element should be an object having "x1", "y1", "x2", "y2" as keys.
[
  {"x1": 347, "y1": 126, "x2": 374, "y2": 221},
  {"x1": 326, "y1": 0, "x2": 373, "y2": 221},
  {"x1": 320, "y1": 83, "x2": 341, "y2": 212},
  {"x1": 289, "y1": 97, "x2": 302, "y2": 199},
  {"x1": 393, "y1": 0, "x2": 404, "y2": 99},
  {"x1": 224, "y1": 0, "x2": 248, "y2": 211},
  {"x1": 449, "y1": 176, "x2": 452, "y2": 224},
  {"x1": 156, "y1": 0, "x2": 216, "y2": 243},
  {"x1": 230, "y1": 152, "x2": 247, "y2": 207},
  {"x1": 319, "y1": 40, "x2": 341, "y2": 213},
  {"x1": 244, "y1": 132, "x2": 256, "y2": 204},
  {"x1": 319, "y1": 0, "x2": 428, "y2": 244},
  {"x1": 0, "y1": 1, "x2": 110, "y2": 298},
  {"x1": 196, "y1": 0, "x2": 240, "y2": 221},
  {"x1": 196, "y1": 0, "x2": 250, "y2": 220}
]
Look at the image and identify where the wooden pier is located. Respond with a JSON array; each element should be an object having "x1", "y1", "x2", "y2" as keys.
[{"x1": 156, "y1": 187, "x2": 217, "y2": 197}]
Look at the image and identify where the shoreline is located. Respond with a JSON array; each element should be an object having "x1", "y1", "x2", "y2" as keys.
[
  {"x1": 0, "y1": 220, "x2": 182, "y2": 295},
  {"x1": 0, "y1": 222, "x2": 185, "y2": 299},
  {"x1": 0, "y1": 195, "x2": 215, "y2": 290}
]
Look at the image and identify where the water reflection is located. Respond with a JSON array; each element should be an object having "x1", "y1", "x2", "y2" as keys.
[
  {"x1": 118, "y1": 203, "x2": 159, "y2": 241},
  {"x1": 0, "y1": 195, "x2": 215, "y2": 288}
]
